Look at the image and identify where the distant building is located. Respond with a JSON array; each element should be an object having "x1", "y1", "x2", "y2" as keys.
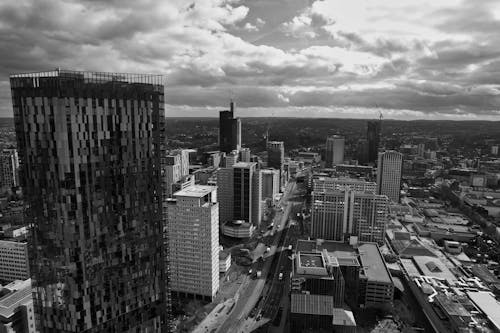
[
  {"x1": 367, "y1": 121, "x2": 381, "y2": 164},
  {"x1": 165, "y1": 154, "x2": 182, "y2": 197},
  {"x1": 203, "y1": 151, "x2": 222, "y2": 168},
  {"x1": 491, "y1": 145, "x2": 499, "y2": 156},
  {"x1": 298, "y1": 151, "x2": 321, "y2": 164},
  {"x1": 171, "y1": 174, "x2": 195, "y2": 195},
  {"x1": 0, "y1": 240, "x2": 29, "y2": 282},
  {"x1": 356, "y1": 138, "x2": 369, "y2": 164},
  {"x1": 261, "y1": 169, "x2": 280, "y2": 199},
  {"x1": 224, "y1": 150, "x2": 239, "y2": 168},
  {"x1": 313, "y1": 177, "x2": 377, "y2": 193},
  {"x1": 171, "y1": 149, "x2": 190, "y2": 177},
  {"x1": 377, "y1": 151, "x2": 403, "y2": 202},
  {"x1": 166, "y1": 185, "x2": 219, "y2": 301},
  {"x1": 219, "y1": 101, "x2": 241, "y2": 153},
  {"x1": 0, "y1": 149, "x2": 19, "y2": 189},
  {"x1": 357, "y1": 243, "x2": 394, "y2": 308},
  {"x1": 325, "y1": 135, "x2": 345, "y2": 167},
  {"x1": 0, "y1": 279, "x2": 34, "y2": 333},
  {"x1": 222, "y1": 220, "x2": 255, "y2": 238},
  {"x1": 239, "y1": 148, "x2": 251, "y2": 162}
]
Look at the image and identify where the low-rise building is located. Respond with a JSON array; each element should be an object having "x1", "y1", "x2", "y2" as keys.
[
  {"x1": 0, "y1": 279, "x2": 34, "y2": 333},
  {"x1": 222, "y1": 220, "x2": 255, "y2": 238},
  {"x1": 0, "y1": 240, "x2": 29, "y2": 283}
]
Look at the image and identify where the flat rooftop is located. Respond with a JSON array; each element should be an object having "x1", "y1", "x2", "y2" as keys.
[
  {"x1": 467, "y1": 291, "x2": 500, "y2": 331},
  {"x1": 174, "y1": 185, "x2": 215, "y2": 198},
  {"x1": 299, "y1": 253, "x2": 324, "y2": 268},
  {"x1": 413, "y1": 256, "x2": 457, "y2": 282},
  {"x1": 296, "y1": 239, "x2": 356, "y2": 257},
  {"x1": 233, "y1": 162, "x2": 257, "y2": 169},
  {"x1": 358, "y1": 243, "x2": 392, "y2": 284}
]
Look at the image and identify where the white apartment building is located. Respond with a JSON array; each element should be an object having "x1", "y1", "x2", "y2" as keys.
[
  {"x1": 0, "y1": 240, "x2": 29, "y2": 282},
  {"x1": 166, "y1": 185, "x2": 219, "y2": 301},
  {"x1": 377, "y1": 151, "x2": 403, "y2": 203},
  {"x1": 313, "y1": 177, "x2": 377, "y2": 193}
]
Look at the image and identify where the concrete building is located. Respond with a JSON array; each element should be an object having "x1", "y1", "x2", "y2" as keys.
[
  {"x1": 0, "y1": 149, "x2": 19, "y2": 189},
  {"x1": 219, "y1": 101, "x2": 241, "y2": 153},
  {"x1": 165, "y1": 154, "x2": 182, "y2": 197},
  {"x1": 313, "y1": 177, "x2": 377, "y2": 193},
  {"x1": 357, "y1": 243, "x2": 394, "y2": 308},
  {"x1": 166, "y1": 185, "x2": 219, "y2": 301},
  {"x1": 222, "y1": 220, "x2": 255, "y2": 238},
  {"x1": 171, "y1": 149, "x2": 190, "y2": 177},
  {"x1": 0, "y1": 240, "x2": 29, "y2": 283},
  {"x1": 0, "y1": 279, "x2": 35, "y2": 333},
  {"x1": 377, "y1": 150, "x2": 403, "y2": 202},
  {"x1": 311, "y1": 187, "x2": 389, "y2": 245},
  {"x1": 239, "y1": 148, "x2": 251, "y2": 162},
  {"x1": 10, "y1": 69, "x2": 169, "y2": 331},
  {"x1": 297, "y1": 151, "x2": 321, "y2": 164},
  {"x1": 260, "y1": 169, "x2": 280, "y2": 200},
  {"x1": 219, "y1": 251, "x2": 231, "y2": 273},
  {"x1": 224, "y1": 150, "x2": 239, "y2": 168},
  {"x1": 325, "y1": 135, "x2": 345, "y2": 167},
  {"x1": 267, "y1": 141, "x2": 285, "y2": 185},
  {"x1": 171, "y1": 174, "x2": 195, "y2": 195}
]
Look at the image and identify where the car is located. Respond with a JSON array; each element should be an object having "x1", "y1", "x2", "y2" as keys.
[
  {"x1": 265, "y1": 247, "x2": 271, "y2": 253},
  {"x1": 278, "y1": 272, "x2": 283, "y2": 280},
  {"x1": 248, "y1": 269, "x2": 253, "y2": 275}
]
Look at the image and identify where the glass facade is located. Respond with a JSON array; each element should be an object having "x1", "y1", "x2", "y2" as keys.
[{"x1": 10, "y1": 69, "x2": 170, "y2": 332}]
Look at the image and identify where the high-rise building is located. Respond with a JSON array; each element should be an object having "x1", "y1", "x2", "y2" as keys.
[
  {"x1": 311, "y1": 181, "x2": 388, "y2": 245},
  {"x1": 0, "y1": 148, "x2": 19, "y2": 189},
  {"x1": 367, "y1": 121, "x2": 381, "y2": 164},
  {"x1": 325, "y1": 135, "x2": 345, "y2": 167},
  {"x1": 165, "y1": 154, "x2": 182, "y2": 197},
  {"x1": 166, "y1": 185, "x2": 219, "y2": 301},
  {"x1": 492, "y1": 145, "x2": 499, "y2": 156},
  {"x1": 349, "y1": 192, "x2": 389, "y2": 245},
  {"x1": 0, "y1": 240, "x2": 29, "y2": 282},
  {"x1": 356, "y1": 138, "x2": 369, "y2": 164},
  {"x1": 239, "y1": 147, "x2": 251, "y2": 162},
  {"x1": 0, "y1": 279, "x2": 35, "y2": 333},
  {"x1": 219, "y1": 101, "x2": 241, "y2": 153},
  {"x1": 267, "y1": 141, "x2": 284, "y2": 170},
  {"x1": 224, "y1": 150, "x2": 239, "y2": 168},
  {"x1": 216, "y1": 167, "x2": 234, "y2": 225},
  {"x1": 10, "y1": 70, "x2": 169, "y2": 332},
  {"x1": 260, "y1": 168, "x2": 280, "y2": 199},
  {"x1": 233, "y1": 162, "x2": 261, "y2": 225},
  {"x1": 311, "y1": 191, "x2": 348, "y2": 242},
  {"x1": 171, "y1": 149, "x2": 190, "y2": 177},
  {"x1": 377, "y1": 151, "x2": 403, "y2": 202}
]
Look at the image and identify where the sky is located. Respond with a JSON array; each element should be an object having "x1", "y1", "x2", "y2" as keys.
[{"x1": 1, "y1": 0, "x2": 500, "y2": 120}]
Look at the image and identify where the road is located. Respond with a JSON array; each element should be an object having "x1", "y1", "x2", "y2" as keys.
[{"x1": 193, "y1": 181, "x2": 297, "y2": 333}]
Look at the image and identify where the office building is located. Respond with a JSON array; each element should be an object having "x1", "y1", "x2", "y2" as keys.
[
  {"x1": 217, "y1": 167, "x2": 234, "y2": 225},
  {"x1": 311, "y1": 191, "x2": 348, "y2": 242},
  {"x1": 367, "y1": 121, "x2": 381, "y2": 164},
  {"x1": 377, "y1": 151, "x2": 403, "y2": 202},
  {"x1": 325, "y1": 135, "x2": 345, "y2": 167},
  {"x1": 358, "y1": 243, "x2": 394, "y2": 308},
  {"x1": 166, "y1": 185, "x2": 219, "y2": 301},
  {"x1": 311, "y1": 183, "x2": 388, "y2": 245},
  {"x1": 222, "y1": 220, "x2": 255, "y2": 238},
  {"x1": 219, "y1": 101, "x2": 241, "y2": 153},
  {"x1": 165, "y1": 154, "x2": 182, "y2": 197},
  {"x1": 233, "y1": 162, "x2": 261, "y2": 226},
  {"x1": 349, "y1": 192, "x2": 389, "y2": 245},
  {"x1": 313, "y1": 177, "x2": 376, "y2": 193},
  {"x1": 261, "y1": 168, "x2": 280, "y2": 199},
  {"x1": 0, "y1": 149, "x2": 19, "y2": 189},
  {"x1": 239, "y1": 147, "x2": 251, "y2": 162},
  {"x1": 267, "y1": 140, "x2": 284, "y2": 169},
  {"x1": 171, "y1": 149, "x2": 190, "y2": 177},
  {"x1": 0, "y1": 240, "x2": 29, "y2": 283},
  {"x1": 224, "y1": 150, "x2": 239, "y2": 168},
  {"x1": 171, "y1": 174, "x2": 195, "y2": 195},
  {"x1": 290, "y1": 249, "x2": 356, "y2": 333},
  {"x1": 356, "y1": 138, "x2": 369, "y2": 164},
  {"x1": 492, "y1": 145, "x2": 499, "y2": 156},
  {"x1": 10, "y1": 70, "x2": 169, "y2": 332},
  {"x1": 0, "y1": 279, "x2": 35, "y2": 333}
]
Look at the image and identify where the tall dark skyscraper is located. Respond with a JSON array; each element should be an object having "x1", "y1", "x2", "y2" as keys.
[
  {"x1": 10, "y1": 70, "x2": 169, "y2": 332},
  {"x1": 367, "y1": 120, "x2": 381, "y2": 164},
  {"x1": 219, "y1": 101, "x2": 241, "y2": 153}
]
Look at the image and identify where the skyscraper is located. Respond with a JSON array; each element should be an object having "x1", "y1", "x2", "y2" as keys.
[
  {"x1": 267, "y1": 141, "x2": 284, "y2": 186},
  {"x1": 311, "y1": 191, "x2": 348, "y2": 242},
  {"x1": 166, "y1": 185, "x2": 219, "y2": 301},
  {"x1": 349, "y1": 192, "x2": 389, "y2": 245},
  {"x1": 10, "y1": 70, "x2": 169, "y2": 332},
  {"x1": 216, "y1": 167, "x2": 233, "y2": 225},
  {"x1": 377, "y1": 150, "x2": 403, "y2": 202},
  {"x1": 367, "y1": 121, "x2": 381, "y2": 164},
  {"x1": 219, "y1": 101, "x2": 241, "y2": 153},
  {"x1": 239, "y1": 147, "x2": 251, "y2": 162},
  {"x1": 165, "y1": 154, "x2": 182, "y2": 197},
  {"x1": 260, "y1": 168, "x2": 280, "y2": 199},
  {"x1": 325, "y1": 135, "x2": 345, "y2": 167},
  {"x1": 233, "y1": 162, "x2": 261, "y2": 226},
  {"x1": 0, "y1": 148, "x2": 19, "y2": 189}
]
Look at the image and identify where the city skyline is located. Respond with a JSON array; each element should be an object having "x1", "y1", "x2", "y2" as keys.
[{"x1": 1, "y1": 1, "x2": 500, "y2": 120}]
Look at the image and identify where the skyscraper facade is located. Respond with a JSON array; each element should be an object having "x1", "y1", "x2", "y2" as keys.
[
  {"x1": 10, "y1": 70, "x2": 169, "y2": 332},
  {"x1": 267, "y1": 141, "x2": 284, "y2": 170},
  {"x1": 367, "y1": 121, "x2": 381, "y2": 164},
  {"x1": 219, "y1": 101, "x2": 241, "y2": 153},
  {"x1": 233, "y1": 162, "x2": 261, "y2": 225},
  {"x1": 349, "y1": 192, "x2": 389, "y2": 245},
  {"x1": 311, "y1": 191, "x2": 348, "y2": 242},
  {"x1": 216, "y1": 167, "x2": 233, "y2": 225},
  {"x1": 325, "y1": 135, "x2": 345, "y2": 167},
  {"x1": 166, "y1": 185, "x2": 219, "y2": 301},
  {"x1": 260, "y1": 168, "x2": 280, "y2": 199},
  {"x1": 377, "y1": 151, "x2": 403, "y2": 203}
]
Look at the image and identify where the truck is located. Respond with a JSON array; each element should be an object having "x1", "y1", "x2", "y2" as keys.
[{"x1": 256, "y1": 271, "x2": 262, "y2": 278}]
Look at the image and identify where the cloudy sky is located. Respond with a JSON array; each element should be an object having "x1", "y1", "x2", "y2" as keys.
[{"x1": 1, "y1": 0, "x2": 500, "y2": 120}]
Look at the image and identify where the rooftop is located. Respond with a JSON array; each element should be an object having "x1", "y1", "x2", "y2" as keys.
[
  {"x1": 467, "y1": 291, "x2": 500, "y2": 331},
  {"x1": 358, "y1": 243, "x2": 393, "y2": 284},
  {"x1": 233, "y1": 162, "x2": 257, "y2": 169},
  {"x1": 290, "y1": 294, "x2": 333, "y2": 316},
  {"x1": 413, "y1": 256, "x2": 457, "y2": 282},
  {"x1": 299, "y1": 253, "x2": 325, "y2": 268},
  {"x1": 174, "y1": 185, "x2": 216, "y2": 198},
  {"x1": 0, "y1": 279, "x2": 31, "y2": 319}
]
